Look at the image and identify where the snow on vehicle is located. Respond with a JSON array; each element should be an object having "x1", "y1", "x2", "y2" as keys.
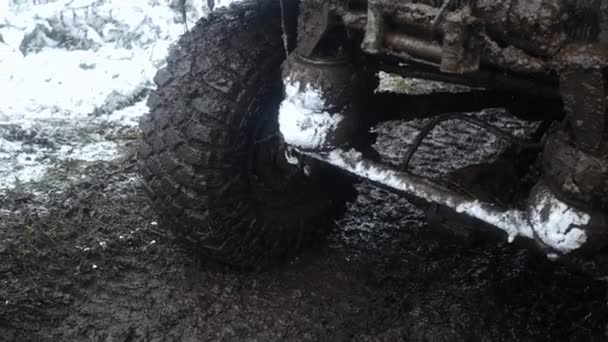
[{"x1": 139, "y1": 0, "x2": 608, "y2": 272}]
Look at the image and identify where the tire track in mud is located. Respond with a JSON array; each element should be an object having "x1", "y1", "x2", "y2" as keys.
[{"x1": 1, "y1": 111, "x2": 606, "y2": 341}]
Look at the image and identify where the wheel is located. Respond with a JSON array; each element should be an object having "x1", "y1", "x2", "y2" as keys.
[{"x1": 138, "y1": 0, "x2": 354, "y2": 268}]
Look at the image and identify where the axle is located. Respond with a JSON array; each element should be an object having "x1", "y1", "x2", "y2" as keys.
[
  {"x1": 278, "y1": 53, "x2": 605, "y2": 257},
  {"x1": 278, "y1": 0, "x2": 608, "y2": 265},
  {"x1": 307, "y1": 148, "x2": 592, "y2": 256}
]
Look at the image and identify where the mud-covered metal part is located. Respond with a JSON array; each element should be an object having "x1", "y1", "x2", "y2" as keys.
[
  {"x1": 334, "y1": 0, "x2": 608, "y2": 78},
  {"x1": 303, "y1": 148, "x2": 600, "y2": 256},
  {"x1": 278, "y1": 53, "x2": 363, "y2": 151},
  {"x1": 440, "y1": 8, "x2": 482, "y2": 74},
  {"x1": 358, "y1": 0, "x2": 484, "y2": 74},
  {"x1": 558, "y1": 66, "x2": 607, "y2": 152},
  {"x1": 285, "y1": 0, "x2": 608, "y2": 259},
  {"x1": 295, "y1": 0, "x2": 332, "y2": 57},
  {"x1": 338, "y1": 0, "x2": 569, "y2": 74},
  {"x1": 378, "y1": 62, "x2": 560, "y2": 98},
  {"x1": 542, "y1": 53, "x2": 608, "y2": 249},
  {"x1": 309, "y1": 0, "x2": 608, "y2": 98},
  {"x1": 544, "y1": 131, "x2": 608, "y2": 211},
  {"x1": 360, "y1": 0, "x2": 384, "y2": 54}
]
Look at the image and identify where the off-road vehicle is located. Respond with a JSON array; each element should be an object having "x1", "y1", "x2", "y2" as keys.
[{"x1": 138, "y1": 0, "x2": 608, "y2": 273}]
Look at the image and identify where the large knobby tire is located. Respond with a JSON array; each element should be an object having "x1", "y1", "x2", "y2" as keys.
[{"x1": 138, "y1": 1, "x2": 353, "y2": 268}]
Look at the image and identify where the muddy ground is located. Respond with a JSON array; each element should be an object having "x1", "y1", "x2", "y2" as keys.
[{"x1": 1, "y1": 109, "x2": 607, "y2": 341}]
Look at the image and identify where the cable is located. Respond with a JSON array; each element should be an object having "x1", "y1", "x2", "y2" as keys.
[
  {"x1": 279, "y1": 0, "x2": 289, "y2": 57},
  {"x1": 399, "y1": 113, "x2": 544, "y2": 171},
  {"x1": 431, "y1": 0, "x2": 453, "y2": 29}
]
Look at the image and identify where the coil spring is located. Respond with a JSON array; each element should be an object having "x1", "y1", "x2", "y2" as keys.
[{"x1": 565, "y1": 0, "x2": 601, "y2": 42}]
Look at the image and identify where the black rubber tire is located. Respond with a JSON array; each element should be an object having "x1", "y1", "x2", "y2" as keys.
[{"x1": 138, "y1": 1, "x2": 353, "y2": 268}]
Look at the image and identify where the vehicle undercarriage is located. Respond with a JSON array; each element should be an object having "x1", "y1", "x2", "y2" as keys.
[
  {"x1": 140, "y1": 0, "x2": 608, "y2": 274},
  {"x1": 278, "y1": 0, "x2": 608, "y2": 273}
]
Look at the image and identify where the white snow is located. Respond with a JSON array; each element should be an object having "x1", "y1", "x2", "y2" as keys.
[
  {"x1": 64, "y1": 141, "x2": 119, "y2": 162},
  {"x1": 377, "y1": 71, "x2": 475, "y2": 95},
  {"x1": 279, "y1": 78, "x2": 345, "y2": 150},
  {"x1": 0, "y1": 0, "x2": 209, "y2": 123},
  {"x1": 98, "y1": 98, "x2": 148, "y2": 127},
  {"x1": 214, "y1": 0, "x2": 244, "y2": 8},
  {"x1": 529, "y1": 186, "x2": 589, "y2": 253},
  {"x1": 0, "y1": 47, "x2": 157, "y2": 125},
  {"x1": 0, "y1": 0, "x2": 210, "y2": 189},
  {"x1": 454, "y1": 201, "x2": 533, "y2": 242},
  {"x1": 284, "y1": 148, "x2": 300, "y2": 165},
  {"x1": 0, "y1": 1, "x2": 8, "y2": 19}
]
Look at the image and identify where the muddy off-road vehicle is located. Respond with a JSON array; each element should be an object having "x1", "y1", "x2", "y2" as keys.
[{"x1": 138, "y1": 0, "x2": 608, "y2": 273}]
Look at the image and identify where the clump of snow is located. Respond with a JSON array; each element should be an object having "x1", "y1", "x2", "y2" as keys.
[
  {"x1": 529, "y1": 185, "x2": 589, "y2": 253},
  {"x1": 98, "y1": 98, "x2": 148, "y2": 127},
  {"x1": 455, "y1": 184, "x2": 589, "y2": 254},
  {"x1": 279, "y1": 78, "x2": 346, "y2": 150}
]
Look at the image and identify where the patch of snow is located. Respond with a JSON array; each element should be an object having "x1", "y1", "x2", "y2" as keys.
[
  {"x1": 454, "y1": 201, "x2": 533, "y2": 242},
  {"x1": 65, "y1": 141, "x2": 119, "y2": 162},
  {"x1": 279, "y1": 78, "x2": 345, "y2": 150},
  {"x1": 322, "y1": 148, "x2": 468, "y2": 210},
  {"x1": 0, "y1": 1, "x2": 8, "y2": 19},
  {"x1": 0, "y1": 136, "x2": 50, "y2": 188},
  {"x1": 377, "y1": 71, "x2": 476, "y2": 95},
  {"x1": 0, "y1": 0, "x2": 210, "y2": 189},
  {"x1": 529, "y1": 185, "x2": 589, "y2": 253},
  {"x1": 284, "y1": 148, "x2": 300, "y2": 165},
  {"x1": 98, "y1": 98, "x2": 148, "y2": 127},
  {"x1": 1, "y1": 46, "x2": 156, "y2": 125},
  {"x1": 214, "y1": 0, "x2": 244, "y2": 8}
]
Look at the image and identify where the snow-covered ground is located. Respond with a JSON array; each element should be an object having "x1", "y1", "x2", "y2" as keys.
[{"x1": 0, "y1": 0, "x2": 219, "y2": 189}]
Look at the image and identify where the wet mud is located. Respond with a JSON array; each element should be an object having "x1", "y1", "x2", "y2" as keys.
[{"x1": 1, "y1": 112, "x2": 607, "y2": 341}]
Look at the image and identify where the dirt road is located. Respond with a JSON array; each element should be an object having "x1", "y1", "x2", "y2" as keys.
[
  {"x1": 1, "y1": 112, "x2": 607, "y2": 341},
  {"x1": 1, "y1": 2, "x2": 607, "y2": 340}
]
